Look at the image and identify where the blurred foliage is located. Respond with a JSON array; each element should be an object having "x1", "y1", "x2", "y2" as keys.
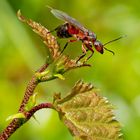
[{"x1": 0, "y1": 0, "x2": 140, "y2": 140}]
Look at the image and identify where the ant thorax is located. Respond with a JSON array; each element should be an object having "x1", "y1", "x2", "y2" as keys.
[
  {"x1": 88, "y1": 31, "x2": 97, "y2": 42},
  {"x1": 83, "y1": 39, "x2": 92, "y2": 46}
]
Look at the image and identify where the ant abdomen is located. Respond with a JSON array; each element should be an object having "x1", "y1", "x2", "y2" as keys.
[{"x1": 55, "y1": 23, "x2": 72, "y2": 38}]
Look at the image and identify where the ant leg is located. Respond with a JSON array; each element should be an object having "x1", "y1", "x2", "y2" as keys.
[
  {"x1": 76, "y1": 43, "x2": 87, "y2": 63},
  {"x1": 87, "y1": 51, "x2": 94, "y2": 60},
  {"x1": 76, "y1": 52, "x2": 86, "y2": 63},
  {"x1": 84, "y1": 44, "x2": 94, "y2": 61},
  {"x1": 82, "y1": 43, "x2": 87, "y2": 54},
  {"x1": 47, "y1": 28, "x2": 56, "y2": 34},
  {"x1": 61, "y1": 39, "x2": 78, "y2": 54},
  {"x1": 61, "y1": 42, "x2": 68, "y2": 54},
  {"x1": 47, "y1": 25, "x2": 61, "y2": 34}
]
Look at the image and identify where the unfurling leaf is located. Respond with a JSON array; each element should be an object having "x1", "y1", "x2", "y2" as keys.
[
  {"x1": 35, "y1": 70, "x2": 50, "y2": 81},
  {"x1": 54, "y1": 80, "x2": 123, "y2": 140},
  {"x1": 6, "y1": 113, "x2": 25, "y2": 121},
  {"x1": 25, "y1": 92, "x2": 38, "y2": 111},
  {"x1": 54, "y1": 74, "x2": 65, "y2": 80}
]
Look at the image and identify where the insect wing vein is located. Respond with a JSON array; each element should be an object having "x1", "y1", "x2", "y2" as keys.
[{"x1": 51, "y1": 8, "x2": 88, "y2": 33}]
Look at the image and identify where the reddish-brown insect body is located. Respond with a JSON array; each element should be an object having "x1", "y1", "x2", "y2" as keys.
[{"x1": 48, "y1": 6, "x2": 124, "y2": 59}]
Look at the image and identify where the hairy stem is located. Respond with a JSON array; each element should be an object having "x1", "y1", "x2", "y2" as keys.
[
  {"x1": 19, "y1": 63, "x2": 48, "y2": 112},
  {"x1": 0, "y1": 63, "x2": 48, "y2": 140},
  {"x1": 0, "y1": 103, "x2": 52, "y2": 140},
  {"x1": 25, "y1": 103, "x2": 53, "y2": 120},
  {"x1": 18, "y1": 76, "x2": 38, "y2": 112},
  {"x1": 0, "y1": 119, "x2": 22, "y2": 140}
]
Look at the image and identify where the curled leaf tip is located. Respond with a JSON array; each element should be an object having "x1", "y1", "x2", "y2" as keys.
[
  {"x1": 6, "y1": 113, "x2": 25, "y2": 121},
  {"x1": 54, "y1": 74, "x2": 65, "y2": 80},
  {"x1": 17, "y1": 10, "x2": 26, "y2": 22}
]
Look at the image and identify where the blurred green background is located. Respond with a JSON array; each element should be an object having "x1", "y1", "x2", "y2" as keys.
[{"x1": 0, "y1": 0, "x2": 140, "y2": 139}]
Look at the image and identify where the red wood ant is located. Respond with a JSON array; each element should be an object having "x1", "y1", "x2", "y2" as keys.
[{"x1": 48, "y1": 6, "x2": 125, "y2": 61}]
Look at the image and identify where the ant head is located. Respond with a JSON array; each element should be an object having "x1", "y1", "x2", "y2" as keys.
[
  {"x1": 93, "y1": 35, "x2": 126, "y2": 55},
  {"x1": 93, "y1": 40, "x2": 115, "y2": 55},
  {"x1": 93, "y1": 40, "x2": 104, "y2": 54}
]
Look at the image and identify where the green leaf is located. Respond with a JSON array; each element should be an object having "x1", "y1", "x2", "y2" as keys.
[
  {"x1": 54, "y1": 74, "x2": 65, "y2": 80},
  {"x1": 35, "y1": 70, "x2": 50, "y2": 80},
  {"x1": 54, "y1": 80, "x2": 123, "y2": 140},
  {"x1": 6, "y1": 113, "x2": 25, "y2": 121},
  {"x1": 25, "y1": 92, "x2": 38, "y2": 111}
]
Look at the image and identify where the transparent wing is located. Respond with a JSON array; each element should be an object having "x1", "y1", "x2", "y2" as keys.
[{"x1": 50, "y1": 7, "x2": 88, "y2": 33}]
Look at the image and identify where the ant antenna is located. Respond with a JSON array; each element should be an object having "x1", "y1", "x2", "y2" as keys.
[
  {"x1": 103, "y1": 35, "x2": 126, "y2": 46},
  {"x1": 104, "y1": 47, "x2": 115, "y2": 55},
  {"x1": 103, "y1": 35, "x2": 126, "y2": 55}
]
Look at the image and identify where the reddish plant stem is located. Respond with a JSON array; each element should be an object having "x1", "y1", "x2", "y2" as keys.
[
  {"x1": 19, "y1": 63, "x2": 48, "y2": 112},
  {"x1": 0, "y1": 63, "x2": 49, "y2": 140},
  {"x1": 0, "y1": 103, "x2": 53, "y2": 140},
  {"x1": 25, "y1": 103, "x2": 53, "y2": 120},
  {"x1": 0, "y1": 119, "x2": 22, "y2": 140},
  {"x1": 37, "y1": 63, "x2": 49, "y2": 73},
  {"x1": 18, "y1": 76, "x2": 38, "y2": 112}
]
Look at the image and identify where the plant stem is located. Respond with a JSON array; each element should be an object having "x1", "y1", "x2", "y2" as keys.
[
  {"x1": 18, "y1": 76, "x2": 38, "y2": 112},
  {"x1": 0, "y1": 103, "x2": 52, "y2": 140},
  {"x1": 25, "y1": 103, "x2": 53, "y2": 120},
  {"x1": 0, "y1": 63, "x2": 49, "y2": 140},
  {"x1": 19, "y1": 63, "x2": 48, "y2": 112}
]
